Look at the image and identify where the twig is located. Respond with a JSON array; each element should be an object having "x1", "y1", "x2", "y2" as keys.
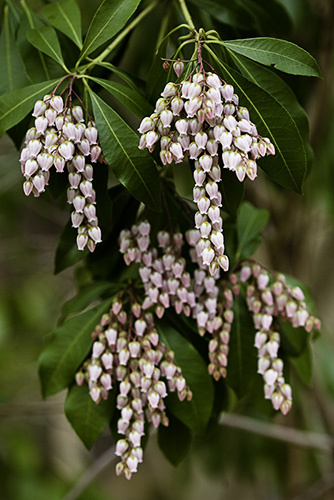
[
  {"x1": 219, "y1": 413, "x2": 334, "y2": 452},
  {"x1": 62, "y1": 446, "x2": 116, "y2": 500}
]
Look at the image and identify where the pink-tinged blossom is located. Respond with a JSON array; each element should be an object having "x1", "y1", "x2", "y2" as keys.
[
  {"x1": 199, "y1": 154, "x2": 213, "y2": 172},
  {"x1": 202, "y1": 246, "x2": 215, "y2": 265},
  {"x1": 262, "y1": 314, "x2": 273, "y2": 330},
  {"x1": 263, "y1": 368, "x2": 278, "y2": 386}
]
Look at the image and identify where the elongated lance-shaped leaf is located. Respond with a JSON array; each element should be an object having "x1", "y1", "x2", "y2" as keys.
[
  {"x1": 228, "y1": 51, "x2": 314, "y2": 172},
  {"x1": 207, "y1": 50, "x2": 307, "y2": 193},
  {"x1": 221, "y1": 38, "x2": 321, "y2": 77},
  {"x1": 157, "y1": 322, "x2": 214, "y2": 435},
  {"x1": 27, "y1": 26, "x2": 67, "y2": 70},
  {"x1": 89, "y1": 89, "x2": 161, "y2": 211},
  {"x1": 88, "y1": 76, "x2": 151, "y2": 117},
  {"x1": 17, "y1": 3, "x2": 51, "y2": 83},
  {"x1": 65, "y1": 384, "x2": 116, "y2": 449},
  {"x1": 79, "y1": 0, "x2": 142, "y2": 62},
  {"x1": 0, "y1": 6, "x2": 29, "y2": 94},
  {"x1": 43, "y1": 0, "x2": 82, "y2": 49},
  {"x1": 236, "y1": 202, "x2": 269, "y2": 260},
  {"x1": 0, "y1": 79, "x2": 58, "y2": 135},
  {"x1": 39, "y1": 299, "x2": 114, "y2": 398}
]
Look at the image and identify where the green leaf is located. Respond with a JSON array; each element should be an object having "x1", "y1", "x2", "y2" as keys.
[
  {"x1": 228, "y1": 52, "x2": 314, "y2": 171},
  {"x1": 79, "y1": 0, "x2": 142, "y2": 62},
  {"x1": 0, "y1": 6, "x2": 29, "y2": 94},
  {"x1": 279, "y1": 319, "x2": 307, "y2": 357},
  {"x1": 54, "y1": 220, "x2": 88, "y2": 274},
  {"x1": 43, "y1": 0, "x2": 82, "y2": 49},
  {"x1": 88, "y1": 76, "x2": 151, "y2": 117},
  {"x1": 225, "y1": 294, "x2": 258, "y2": 397},
  {"x1": 39, "y1": 299, "x2": 113, "y2": 398},
  {"x1": 157, "y1": 322, "x2": 214, "y2": 435},
  {"x1": 27, "y1": 26, "x2": 66, "y2": 69},
  {"x1": 146, "y1": 43, "x2": 167, "y2": 103},
  {"x1": 220, "y1": 169, "x2": 244, "y2": 218},
  {"x1": 60, "y1": 281, "x2": 121, "y2": 323},
  {"x1": 207, "y1": 51, "x2": 307, "y2": 193},
  {"x1": 0, "y1": 79, "x2": 58, "y2": 135},
  {"x1": 89, "y1": 90, "x2": 161, "y2": 210},
  {"x1": 17, "y1": 4, "x2": 52, "y2": 83},
  {"x1": 236, "y1": 202, "x2": 269, "y2": 260},
  {"x1": 222, "y1": 38, "x2": 321, "y2": 78},
  {"x1": 65, "y1": 384, "x2": 115, "y2": 449},
  {"x1": 290, "y1": 343, "x2": 312, "y2": 387},
  {"x1": 158, "y1": 413, "x2": 192, "y2": 466}
]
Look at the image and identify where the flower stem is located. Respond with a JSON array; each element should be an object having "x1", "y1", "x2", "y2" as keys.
[
  {"x1": 79, "y1": 0, "x2": 159, "y2": 72},
  {"x1": 178, "y1": 0, "x2": 195, "y2": 31}
]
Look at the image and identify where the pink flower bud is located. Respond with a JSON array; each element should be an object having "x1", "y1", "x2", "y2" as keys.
[
  {"x1": 262, "y1": 314, "x2": 273, "y2": 331},
  {"x1": 89, "y1": 386, "x2": 100, "y2": 403},
  {"x1": 272, "y1": 392, "x2": 284, "y2": 411},
  {"x1": 73, "y1": 195, "x2": 86, "y2": 213},
  {"x1": 50, "y1": 95, "x2": 63, "y2": 113},
  {"x1": 263, "y1": 368, "x2": 278, "y2": 386},
  {"x1": 201, "y1": 246, "x2": 215, "y2": 266},
  {"x1": 32, "y1": 100, "x2": 47, "y2": 118},
  {"x1": 32, "y1": 174, "x2": 46, "y2": 193},
  {"x1": 135, "y1": 319, "x2": 146, "y2": 336},
  {"x1": 88, "y1": 226, "x2": 102, "y2": 243},
  {"x1": 77, "y1": 233, "x2": 88, "y2": 250},
  {"x1": 185, "y1": 97, "x2": 202, "y2": 117},
  {"x1": 161, "y1": 82, "x2": 177, "y2": 98},
  {"x1": 206, "y1": 72, "x2": 221, "y2": 88}
]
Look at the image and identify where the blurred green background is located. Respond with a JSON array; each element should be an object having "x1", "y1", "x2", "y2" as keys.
[{"x1": 0, "y1": 0, "x2": 334, "y2": 499}]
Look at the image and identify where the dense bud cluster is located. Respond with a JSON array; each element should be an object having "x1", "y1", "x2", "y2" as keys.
[
  {"x1": 76, "y1": 293, "x2": 191, "y2": 480},
  {"x1": 119, "y1": 222, "x2": 321, "y2": 415},
  {"x1": 19, "y1": 91, "x2": 102, "y2": 252},
  {"x1": 138, "y1": 63, "x2": 275, "y2": 274},
  {"x1": 231, "y1": 262, "x2": 321, "y2": 414}
]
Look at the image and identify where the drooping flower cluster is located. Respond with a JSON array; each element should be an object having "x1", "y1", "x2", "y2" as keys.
[
  {"x1": 230, "y1": 262, "x2": 321, "y2": 415},
  {"x1": 118, "y1": 221, "x2": 321, "y2": 415},
  {"x1": 119, "y1": 221, "x2": 197, "y2": 318},
  {"x1": 19, "y1": 90, "x2": 102, "y2": 252},
  {"x1": 76, "y1": 292, "x2": 191, "y2": 480},
  {"x1": 138, "y1": 62, "x2": 275, "y2": 274}
]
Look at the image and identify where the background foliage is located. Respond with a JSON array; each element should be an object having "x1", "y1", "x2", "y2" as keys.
[{"x1": 0, "y1": 0, "x2": 334, "y2": 499}]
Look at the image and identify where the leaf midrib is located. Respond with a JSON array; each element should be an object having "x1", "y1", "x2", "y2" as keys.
[
  {"x1": 43, "y1": 301, "x2": 112, "y2": 395},
  {"x1": 32, "y1": 28, "x2": 64, "y2": 65},
  {"x1": 0, "y1": 81, "x2": 57, "y2": 124},
  {"x1": 90, "y1": 92, "x2": 157, "y2": 208},
  {"x1": 81, "y1": 0, "x2": 124, "y2": 59},
  {"x1": 91, "y1": 77, "x2": 149, "y2": 115},
  {"x1": 57, "y1": 2, "x2": 82, "y2": 49},
  {"x1": 227, "y1": 50, "x2": 307, "y2": 188},
  {"x1": 213, "y1": 54, "x2": 301, "y2": 191},
  {"x1": 224, "y1": 40, "x2": 315, "y2": 73}
]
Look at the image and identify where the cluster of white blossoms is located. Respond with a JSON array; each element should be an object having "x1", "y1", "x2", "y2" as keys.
[
  {"x1": 19, "y1": 92, "x2": 102, "y2": 252},
  {"x1": 119, "y1": 221, "x2": 321, "y2": 415},
  {"x1": 138, "y1": 62, "x2": 275, "y2": 275},
  {"x1": 76, "y1": 293, "x2": 191, "y2": 480},
  {"x1": 232, "y1": 262, "x2": 321, "y2": 415}
]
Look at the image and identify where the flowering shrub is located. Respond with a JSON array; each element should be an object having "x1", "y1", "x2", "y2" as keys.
[{"x1": 0, "y1": 0, "x2": 322, "y2": 481}]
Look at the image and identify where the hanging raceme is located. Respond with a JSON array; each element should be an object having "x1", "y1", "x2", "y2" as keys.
[
  {"x1": 138, "y1": 40, "x2": 275, "y2": 276},
  {"x1": 19, "y1": 75, "x2": 103, "y2": 253}
]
